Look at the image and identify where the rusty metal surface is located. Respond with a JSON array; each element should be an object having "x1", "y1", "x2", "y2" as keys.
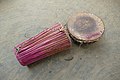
[{"x1": 0, "y1": 0, "x2": 120, "y2": 80}]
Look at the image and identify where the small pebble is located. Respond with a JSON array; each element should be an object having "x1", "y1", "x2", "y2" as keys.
[
  {"x1": 80, "y1": 58, "x2": 82, "y2": 60},
  {"x1": 64, "y1": 56, "x2": 73, "y2": 61},
  {"x1": 49, "y1": 71, "x2": 52, "y2": 73}
]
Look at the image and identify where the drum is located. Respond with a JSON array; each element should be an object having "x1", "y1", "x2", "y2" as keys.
[
  {"x1": 14, "y1": 23, "x2": 72, "y2": 66},
  {"x1": 14, "y1": 12, "x2": 105, "y2": 66},
  {"x1": 67, "y1": 12, "x2": 105, "y2": 43}
]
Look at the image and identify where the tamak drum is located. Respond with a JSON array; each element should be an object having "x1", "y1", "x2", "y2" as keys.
[
  {"x1": 67, "y1": 12, "x2": 104, "y2": 43},
  {"x1": 14, "y1": 12, "x2": 105, "y2": 66},
  {"x1": 14, "y1": 23, "x2": 72, "y2": 66}
]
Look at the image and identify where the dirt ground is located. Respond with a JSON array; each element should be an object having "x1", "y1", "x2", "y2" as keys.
[{"x1": 0, "y1": 0, "x2": 120, "y2": 80}]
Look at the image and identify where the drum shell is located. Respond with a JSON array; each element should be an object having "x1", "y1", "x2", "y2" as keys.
[{"x1": 14, "y1": 23, "x2": 72, "y2": 66}]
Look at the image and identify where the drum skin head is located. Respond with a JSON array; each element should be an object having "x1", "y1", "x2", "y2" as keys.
[{"x1": 67, "y1": 12, "x2": 105, "y2": 43}]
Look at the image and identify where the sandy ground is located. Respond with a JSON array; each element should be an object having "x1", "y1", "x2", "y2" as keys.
[{"x1": 0, "y1": 0, "x2": 120, "y2": 80}]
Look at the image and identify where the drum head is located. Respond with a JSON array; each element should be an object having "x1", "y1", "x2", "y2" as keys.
[{"x1": 67, "y1": 12, "x2": 105, "y2": 43}]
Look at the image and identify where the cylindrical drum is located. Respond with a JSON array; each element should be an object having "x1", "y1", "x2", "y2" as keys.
[{"x1": 14, "y1": 23, "x2": 72, "y2": 66}]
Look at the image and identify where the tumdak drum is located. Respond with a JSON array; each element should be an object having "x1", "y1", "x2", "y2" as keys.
[
  {"x1": 14, "y1": 23, "x2": 72, "y2": 66},
  {"x1": 14, "y1": 12, "x2": 105, "y2": 66}
]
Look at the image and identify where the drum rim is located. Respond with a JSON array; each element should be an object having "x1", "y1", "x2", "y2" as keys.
[
  {"x1": 66, "y1": 12, "x2": 105, "y2": 43},
  {"x1": 59, "y1": 23, "x2": 72, "y2": 47}
]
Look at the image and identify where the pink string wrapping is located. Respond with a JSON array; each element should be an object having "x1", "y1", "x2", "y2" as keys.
[{"x1": 14, "y1": 23, "x2": 71, "y2": 66}]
